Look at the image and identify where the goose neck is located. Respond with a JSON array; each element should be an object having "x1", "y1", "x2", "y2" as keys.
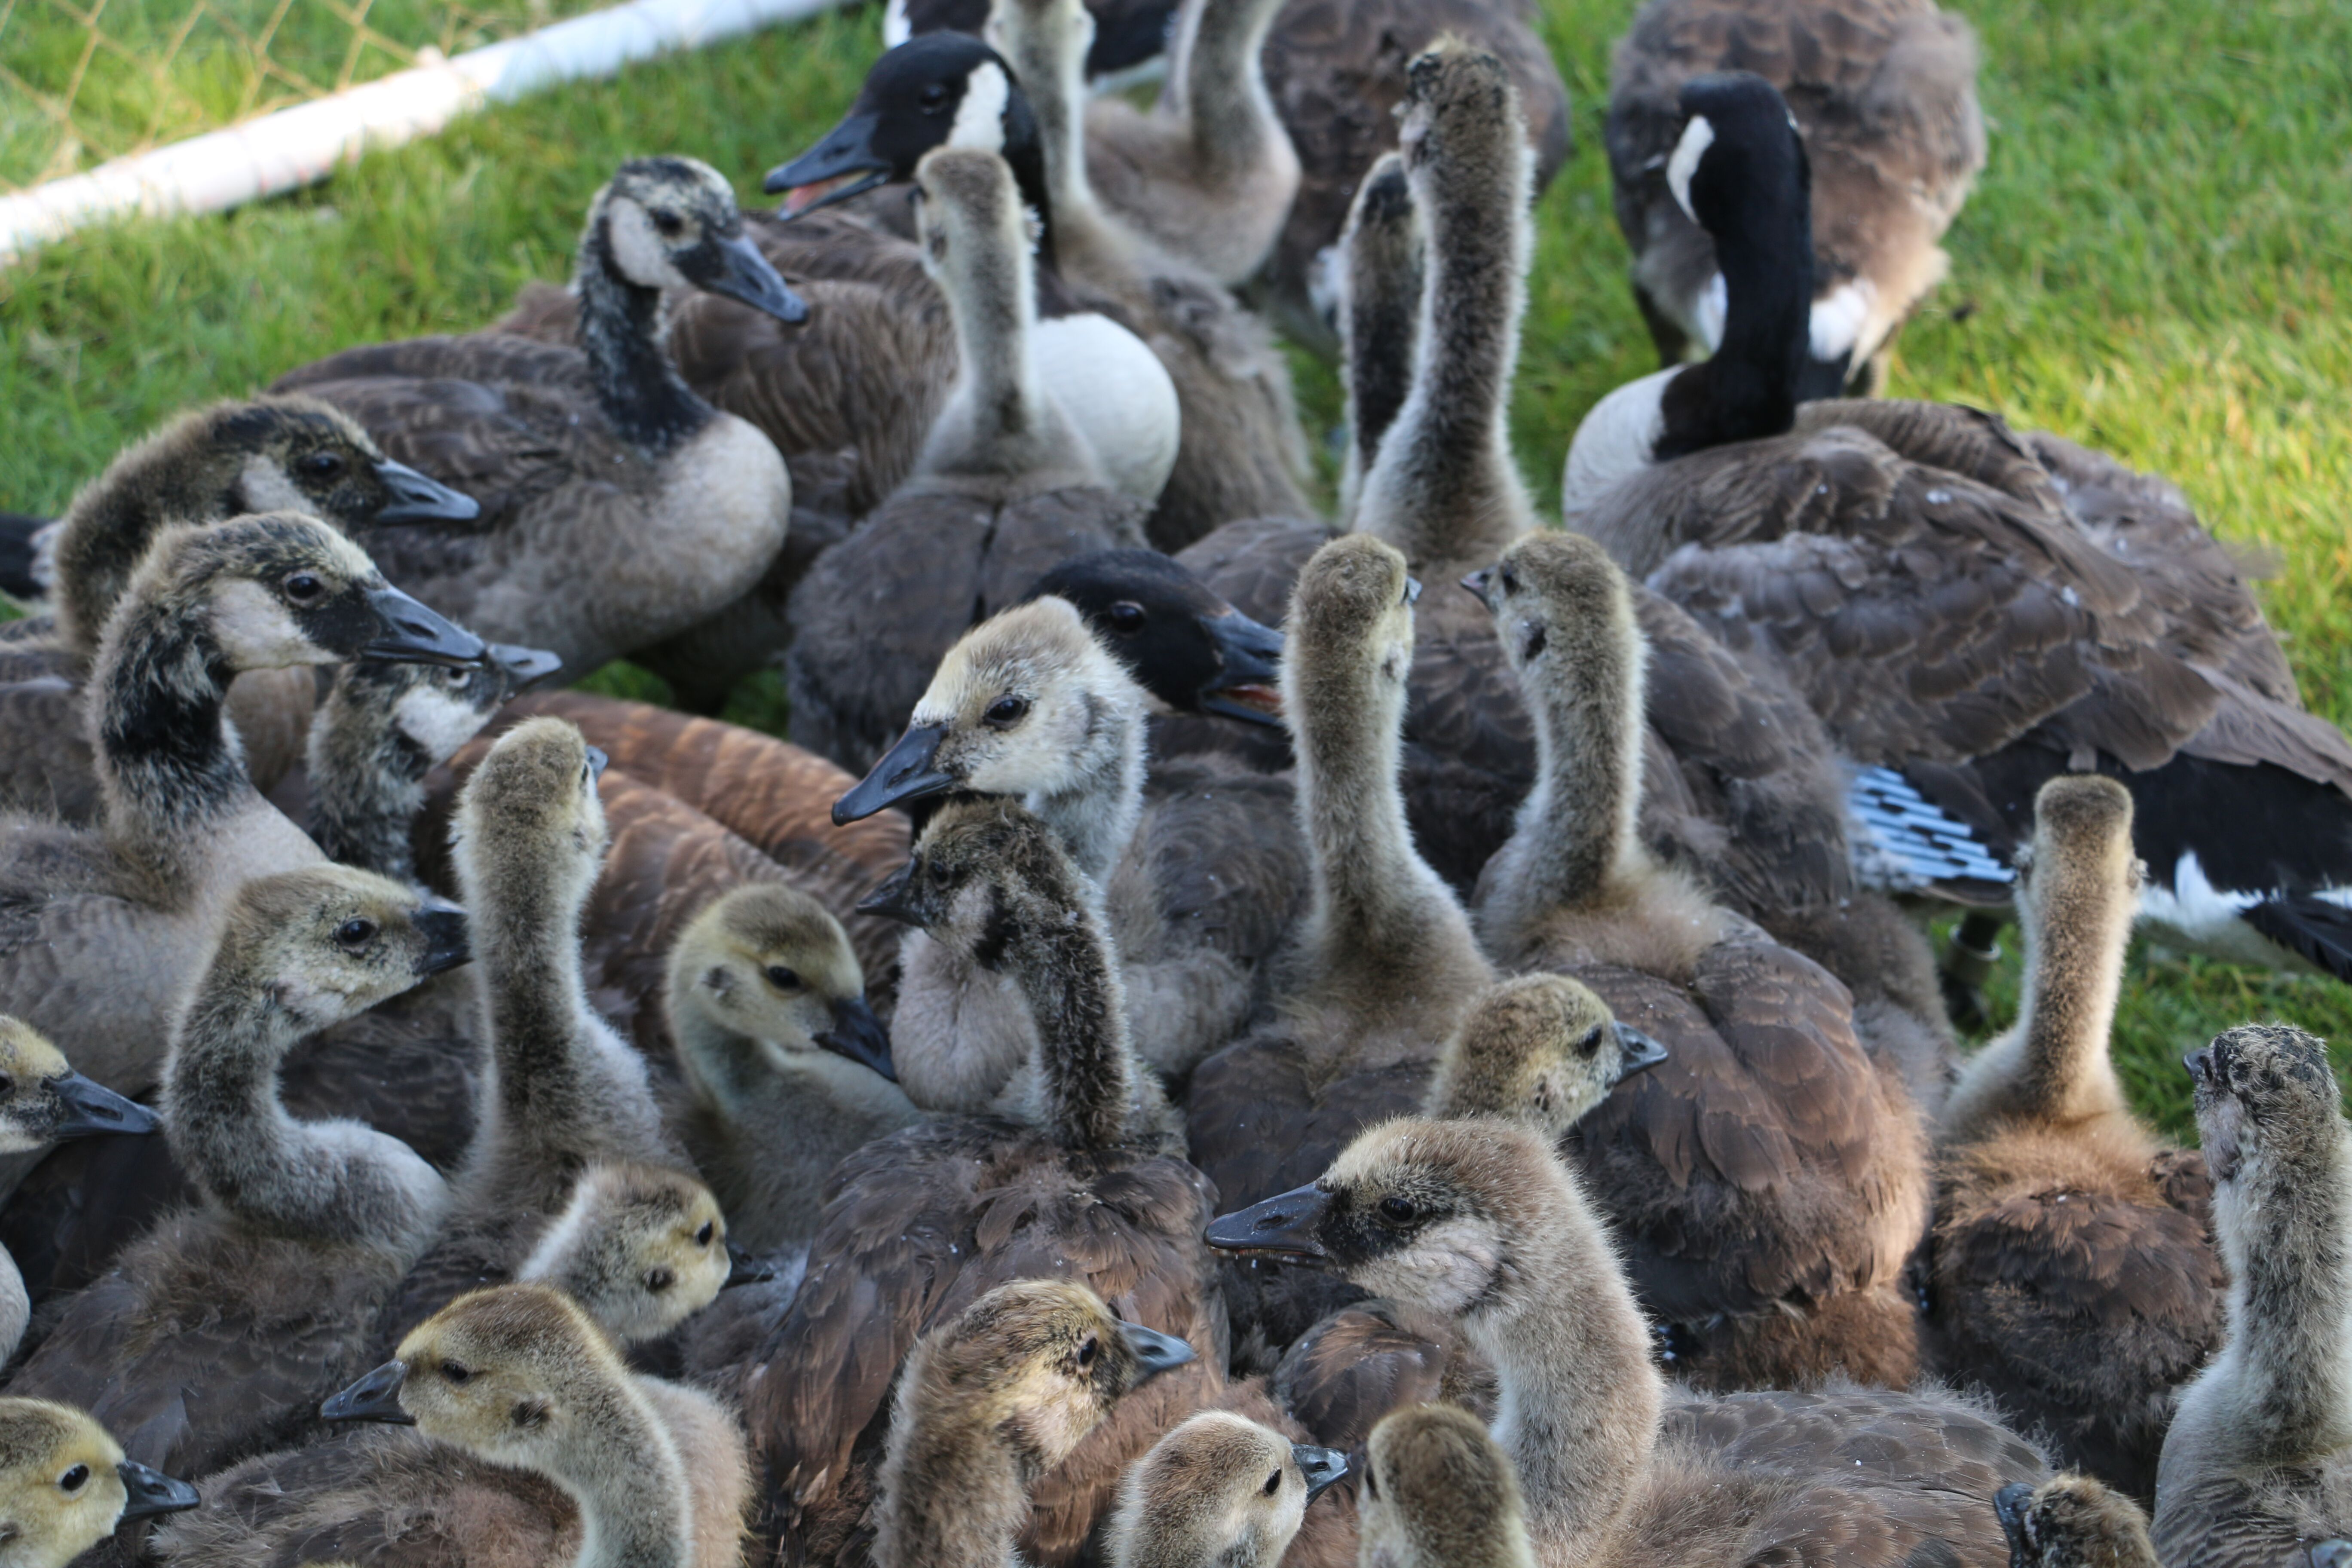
[
  {"x1": 1508, "y1": 629, "x2": 1649, "y2": 916},
  {"x1": 469, "y1": 859, "x2": 602, "y2": 1130},
  {"x1": 940, "y1": 216, "x2": 1052, "y2": 457},
  {"x1": 877, "y1": 1389, "x2": 1037, "y2": 1568},
  {"x1": 1004, "y1": 891, "x2": 1134, "y2": 1150},
  {"x1": 1292, "y1": 646, "x2": 1433, "y2": 971},
  {"x1": 553, "y1": 1382, "x2": 693, "y2": 1568},
  {"x1": 1698, "y1": 184, "x2": 1810, "y2": 444},
  {"x1": 306, "y1": 717, "x2": 428, "y2": 886},
  {"x1": 2010, "y1": 863, "x2": 2133, "y2": 1125},
  {"x1": 1165, "y1": 0, "x2": 1289, "y2": 178},
  {"x1": 2202, "y1": 1132, "x2": 2352, "y2": 1461},
  {"x1": 573, "y1": 224, "x2": 714, "y2": 456},
  {"x1": 992, "y1": 0, "x2": 1125, "y2": 270},
  {"x1": 1030, "y1": 708, "x2": 1145, "y2": 883}
]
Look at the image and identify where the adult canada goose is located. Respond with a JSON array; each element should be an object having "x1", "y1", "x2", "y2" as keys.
[
  {"x1": 1020, "y1": 551, "x2": 1285, "y2": 727},
  {"x1": 379, "y1": 720, "x2": 686, "y2": 1345},
  {"x1": 783, "y1": 145, "x2": 1153, "y2": 775},
  {"x1": 1929, "y1": 777, "x2": 2223, "y2": 1503},
  {"x1": 1605, "y1": 0, "x2": 1984, "y2": 397},
  {"x1": 0, "y1": 1399, "x2": 199, "y2": 1568},
  {"x1": 1467, "y1": 530, "x2": 1929, "y2": 1390},
  {"x1": 1206, "y1": 1118, "x2": 2050, "y2": 1568},
  {"x1": 834, "y1": 596, "x2": 1302, "y2": 1097},
  {"x1": 2154, "y1": 1024, "x2": 2352, "y2": 1568},
  {"x1": 273, "y1": 158, "x2": 805, "y2": 677},
  {"x1": 858, "y1": 1280, "x2": 1193, "y2": 1568},
  {"x1": 0, "y1": 1020, "x2": 159, "y2": 1364},
  {"x1": 770, "y1": 1, "x2": 1313, "y2": 545},
  {"x1": 1354, "y1": 1403, "x2": 1536, "y2": 1568},
  {"x1": 741, "y1": 799, "x2": 1221, "y2": 1567},
  {"x1": 322, "y1": 1283, "x2": 750, "y2": 1568},
  {"x1": 151, "y1": 1163, "x2": 754, "y2": 1568},
  {"x1": 1994, "y1": 1476, "x2": 2161, "y2": 1568},
  {"x1": 1103, "y1": 1409, "x2": 1348, "y2": 1568},
  {"x1": 0, "y1": 513, "x2": 483, "y2": 1095},
  {"x1": 664, "y1": 884, "x2": 918, "y2": 1254},
  {"x1": 6, "y1": 866, "x2": 469, "y2": 1480}
]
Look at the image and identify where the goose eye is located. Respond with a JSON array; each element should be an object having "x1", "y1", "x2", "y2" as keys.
[
  {"x1": 58, "y1": 1464, "x2": 88, "y2": 1493},
  {"x1": 334, "y1": 917, "x2": 378, "y2": 950},
  {"x1": 1579, "y1": 1026, "x2": 1604, "y2": 1057},
  {"x1": 1105, "y1": 601, "x2": 1145, "y2": 634},
  {"x1": 442, "y1": 665, "x2": 471, "y2": 687},
  {"x1": 1377, "y1": 1195, "x2": 1416, "y2": 1226},
  {"x1": 652, "y1": 210, "x2": 684, "y2": 238},
  {"x1": 1262, "y1": 1470, "x2": 1282, "y2": 1497},
  {"x1": 1075, "y1": 1335, "x2": 1099, "y2": 1369},
  {"x1": 295, "y1": 451, "x2": 346, "y2": 479},
  {"x1": 645, "y1": 1266, "x2": 675, "y2": 1293},
  {"x1": 441, "y1": 1360, "x2": 471, "y2": 1384},
  {"x1": 1500, "y1": 567, "x2": 1519, "y2": 594},
  {"x1": 281, "y1": 570, "x2": 326, "y2": 606},
  {"x1": 764, "y1": 965, "x2": 802, "y2": 991},
  {"x1": 919, "y1": 82, "x2": 950, "y2": 110},
  {"x1": 983, "y1": 695, "x2": 1030, "y2": 728},
  {"x1": 694, "y1": 1221, "x2": 715, "y2": 1247}
]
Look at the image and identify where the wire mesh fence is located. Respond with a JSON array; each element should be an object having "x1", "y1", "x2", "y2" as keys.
[{"x1": 0, "y1": 0, "x2": 616, "y2": 192}]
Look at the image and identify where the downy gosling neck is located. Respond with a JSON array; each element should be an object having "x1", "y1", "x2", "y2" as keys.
[
  {"x1": 988, "y1": 0, "x2": 1130, "y2": 272},
  {"x1": 1162, "y1": 0, "x2": 1294, "y2": 183},
  {"x1": 1338, "y1": 153, "x2": 1424, "y2": 518},
  {"x1": 571, "y1": 199, "x2": 714, "y2": 457},
  {"x1": 551, "y1": 1384, "x2": 693, "y2": 1568},
  {"x1": 305, "y1": 663, "x2": 444, "y2": 885},
  {"x1": 1000, "y1": 859, "x2": 1136, "y2": 1151}
]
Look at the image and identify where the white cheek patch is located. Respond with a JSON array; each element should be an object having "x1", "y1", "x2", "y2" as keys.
[
  {"x1": 882, "y1": 0, "x2": 911, "y2": 47},
  {"x1": 1808, "y1": 279, "x2": 1877, "y2": 362},
  {"x1": 236, "y1": 456, "x2": 312, "y2": 515},
  {"x1": 1352, "y1": 1218, "x2": 1503, "y2": 1316},
  {"x1": 393, "y1": 684, "x2": 493, "y2": 766},
  {"x1": 1666, "y1": 113, "x2": 1715, "y2": 224},
  {"x1": 950, "y1": 61, "x2": 1010, "y2": 153},
  {"x1": 605, "y1": 198, "x2": 690, "y2": 291},
  {"x1": 210, "y1": 577, "x2": 325, "y2": 668}
]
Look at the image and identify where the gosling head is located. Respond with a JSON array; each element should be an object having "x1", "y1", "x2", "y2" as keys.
[
  {"x1": 588, "y1": 156, "x2": 806, "y2": 324},
  {"x1": 1206, "y1": 1117, "x2": 1568, "y2": 1321},
  {"x1": 1284, "y1": 534, "x2": 1417, "y2": 722},
  {"x1": 1463, "y1": 530, "x2": 1638, "y2": 686},
  {"x1": 52, "y1": 397, "x2": 478, "y2": 650},
  {"x1": 855, "y1": 796, "x2": 1087, "y2": 950},
  {"x1": 2014, "y1": 774, "x2": 2142, "y2": 925},
  {"x1": 0, "y1": 1018, "x2": 158, "y2": 1154},
  {"x1": 1993, "y1": 1476, "x2": 2159, "y2": 1568},
  {"x1": 450, "y1": 717, "x2": 610, "y2": 909},
  {"x1": 1424, "y1": 974, "x2": 1667, "y2": 1136},
  {"x1": 518, "y1": 1163, "x2": 734, "y2": 1346},
  {"x1": 1357, "y1": 1403, "x2": 1535, "y2": 1568},
  {"x1": 323, "y1": 642, "x2": 563, "y2": 777},
  {"x1": 1106, "y1": 1410, "x2": 1348, "y2": 1568},
  {"x1": 109, "y1": 511, "x2": 484, "y2": 675},
  {"x1": 668, "y1": 883, "x2": 896, "y2": 1083},
  {"x1": 899, "y1": 1279, "x2": 1196, "y2": 1470},
  {"x1": 2184, "y1": 1022, "x2": 2347, "y2": 1193},
  {"x1": 1024, "y1": 551, "x2": 1285, "y2": 727},
  {"x1": 1397, "y1": 38, "x2": 1530, "y2": 192},
  {"x1": 836, "y1": 599, "x2": 1145, "y2": 827},
  {"x1": 0, "y1": 1399, "x2": 198, "y2": 1568},
  {"x1": 181, "y1": 865, "x2": 471, "y2": 1037},
  {"x1": 912, "y1": 144, "x2": 1026, "y2": 285},
  {"x1": 763, "y1": 32, "x2": 1031, "y2": 219}
]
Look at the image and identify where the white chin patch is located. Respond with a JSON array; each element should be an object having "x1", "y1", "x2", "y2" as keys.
[
  {"x1": 949, "y1": 61, "x2": 1010, "y2": 155},
  {"x1": 1808, "y1": 280, "x2": 1877, "y2": 362},
  {"x1": 210, "y1": 576, "x2": 328, "y2": 668},
  {"x1": 605, "y1": 198, "x2": 691, "y2": 291},
  {"x1": 236, "y1": 456, "x2": 312, "y2": 515},
  {"x1": 1665, "y1": 114, "x2": 1715, "y2": 225},
  {"x1": 394, "y1": 684, "x2": 493, "y2": 766},
  {"x1": 882, "y1": 0, "x2": 910, "y2": 48}
]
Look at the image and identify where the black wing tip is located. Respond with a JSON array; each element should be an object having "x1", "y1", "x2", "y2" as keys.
[{"x1": 2241, "y1": 894, "x2": 2352, "y2": 981}]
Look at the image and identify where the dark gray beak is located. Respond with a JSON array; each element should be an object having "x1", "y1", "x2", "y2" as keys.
[
  {"x1": 488, "y1": 643, "x2": 564, "y2": 692},
  {"x1": 1116, "y1": 1321, "x2": 1197, "y2": 1384},
  {"x1": 697, "y1": 233, "x2": 810, "y2": 325},
  {"x1": 2307, "y1": 1543, "x2": 2352, "y2": 1568},
  {"x1": 835, "y1": 722, "x2": 955, "y2": 824},
  {"x1": 322, "y1": 1360, "x2": 413, "y2": 1424},
  {"x1": 1615, "y1": 1023, "x2": 1670, "y2": 1078},
  {"x1": 371, "y1": 459, "x2": 481, "y2": 524},
  {"x1": 1993, "y1": 1482, "x2": 2033, "y2": 1556},
  {"x1": 113, "y1": 1461, "x2": 200, "y2": 1522},
  {"x1": 1404, "y1": 576, "x2": 1423, "y2": 606},
  {"x1": 1204, "y1": 1183, "x2": 1333, "y2": 1265},
  {"x1": 47, "y1": 1072, "x2": 159, "y2": 1139},
  {"x1": 1198, "y1": 608, "x2": 1285, "y2": 727},
  {"x1": 1461, "y1": 568, "x2": 1494, "y2": 603},
  {"x1": 856, "y1": 862, "x2": 922, "y2": 927},
  {"x1": 1294, "y1": 1444, "x2": 1350, "y2": 1505},
  {"x1": 413, "y1": 897, "x2": 472, "y2": 977},
  {"x1": 362, "y1": 584, "x2": 487, "y2": 668},
  {"x1": 813, "y1": 994, "x2": 897, "y2": 1082},
  {"x1": 766, "y1": 111, "x2": 891, "y2": 216},
  {"x1": 726, "y1": 1244, "x2": 776, "y2": 1288},
  {"x1": 2184, "y1": 1047, "x2": 2214, "y2": 1085},
  {"x1": 585, "y1": 744, "x2": 610, "y2": 781}
]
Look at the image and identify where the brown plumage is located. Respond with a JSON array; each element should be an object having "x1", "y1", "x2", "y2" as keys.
[
  {"x1": 738, "y1": 799, "x2": 1222, "y2": 1568},
  {"x1": 1607, "y1": 0, "x2": 1985, "y2": 391},
  {"x1": 1355, "y1": 1403, "x2": 1537, "y2": 1568},
  {"x1": 1929, "y1": 777, "x2": 2223, "y2": 1503},
  {"x1": 1995, "y1": 1475, "x2": 2160, "y2": 1568},
  {"x1": 2155, "y1": 1025, "x2": 2352, "y2": 1568}
]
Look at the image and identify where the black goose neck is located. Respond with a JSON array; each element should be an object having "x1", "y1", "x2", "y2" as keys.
[
  {"x1": 1001, "y1": 88, "x2": 1062, "y2": 285},
  {"x1": 573, "y1": 221, "x2": 715, "y2": 456},
  {"x1": 1655, "y1": 153, "x2": 1811, "y2": 459}
]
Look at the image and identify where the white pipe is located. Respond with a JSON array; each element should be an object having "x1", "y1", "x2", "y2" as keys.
[{"x1": 0, "y1": 0, "x2": 846, "y2": 266}]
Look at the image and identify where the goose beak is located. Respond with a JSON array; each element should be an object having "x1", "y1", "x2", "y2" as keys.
[
  {"x1": 1992, "y1": 1482, "x2": 2033, "y2": 1554},
  {"x1": 1204, "y1": 1183, "x2": 1332, "y2": 1265},
  {"x1": 322, "y1": 1360, "x2": 414, "y2": 1424},
  {"x1": 814, "y1": 994, "x2": 897, "y2": 1082},
  {"x1": 585, "y1": 744, "x2": 610, "y2": 781},
  {"x1": 697, "y1": 233, "x2": 810, "y2": 325},
  {"x1": 1115, "y1": 1321, "x2": 1197, "y2": 1384},
  {"x1": 726, "y1": 1244, "x2": 777, "y2": 1288},
  {"x1": 766, "y1": 113, "x2": 893, "y2": 218},
  {"x1": 1403, "y1": 576, "x2": 1423, "y2": 607},
  {"x1": 413, "y1": 898, "x2": 472, "y2": 977},
  {"x1": 2184, "y1": 1046, "x2": 2214, "y2": 1085},
  {"x1": 1294, "y1": 1444, "x2": 1351, "y2": 1505},
  {"x1": 1615, "y1": 1023, "x2": 1670, "y2": 1078},
  {"x1": 856, "y1": 862, "x2": 922, "y2": 927},
  {"x1": 362, "y1": 585, "x2": 487, "y2": 669},
  {"x1": 488, "y1": 643, "x2": 564, "y2": 692},
  {"x1": 113, "y1": 1461, "x2": 200, "y2": 1522},
  {"x1": 1197, "y1": 608, "x2": 1286, "y2": 726},
  {"x1": 47, "y1": 1072, "x2": 159, "y2": 1139},
  {"x1": 1460, "y1": 568, "x2": 1493, "y2": 603},
  {"x1": 834, "y1": 722, "x2": 955, "y2": 824},
  {"x1": 371, "y1": 459, "x2": 481, "y2": 524}
]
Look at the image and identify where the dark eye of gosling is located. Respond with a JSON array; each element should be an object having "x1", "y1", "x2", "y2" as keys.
[
  {"x1": 694, "y1": 1221, "x2": 715, "y2": 1247},
  {"x1": 1579, "y1": 1025, "x2": 1604, "y2": 1057},
  {"x1": 1106, "y1": 601, "x2": 1146, "y2": 634},
  {"x1": 1075, "y1": 1335, "x2": 1099, "y2": 1370},
  {"x1": 652, "y1": 210, "x2": 684, "y2": 238},
  {"x1": 441, "y1": 1360, "x2": 471, "y2": 1384},
  {"x1": 645, "y1": 1265, "x2": 675, "y2": 1293},
  {"x1": 58, "y1": 1464, "x2": 88, "y2": 1493},
  {"x1": 281, "y1": 570, "x2": 326, "y2": 606},
  {"x1": 334, "y1": 917, "x2": 378, "y2": 951},
  {"x1": 295, "y1": 450, "x2": 346, "y2": 480},
  {"x1": 1262, "y1": 1470, "x2": 1282, "y2": 1497},
  {"x1": 764, "y1": 965, "x2": 801, "y2": 991},
  {"x1": 984, "y1": 695, "x2": 1030, "y2": 728},
  {"x1": 1377, "y1": 1195, "x2": 1416, "y2": 1226},
  {"x1": 1500, "y1": 567, "x2": 1519, "y2": 595}
]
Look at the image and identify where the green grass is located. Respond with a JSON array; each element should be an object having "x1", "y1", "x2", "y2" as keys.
[{"x1": 4, "y1": 0, "x2": 2350, "y2": 1131}]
